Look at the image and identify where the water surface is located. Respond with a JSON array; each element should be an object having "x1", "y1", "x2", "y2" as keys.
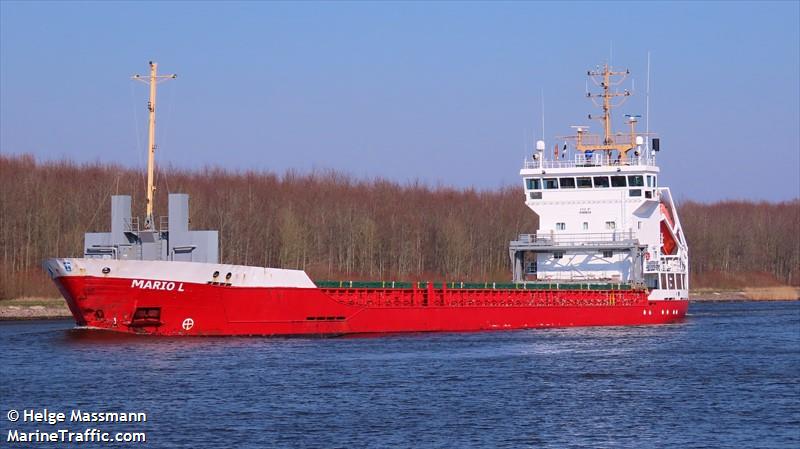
[{"x1": 1, "y1": 301, "x2": 798, "y2": 448}]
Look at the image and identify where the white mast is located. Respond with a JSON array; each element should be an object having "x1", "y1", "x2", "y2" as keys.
[
  {"x1": 132, "y1": 61, "x2": 176, "y2": 230},
  {"x1": 646, "y1": 52, "x2": 651, "y2": 151},
  {"x1": 540, "y1": 88, "x2": 545, "y2": 141}
]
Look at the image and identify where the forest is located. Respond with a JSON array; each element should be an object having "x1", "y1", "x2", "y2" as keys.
[{"x1": 1, "y1": 154, "x2": 798, "y2": 299}]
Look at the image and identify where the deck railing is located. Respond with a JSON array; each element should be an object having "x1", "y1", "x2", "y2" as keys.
[
  {"x1": 514, "y1": 231, "x2": 638, "y2": 246},
  {"x1": 523, "y1": 154, "x2": 656, "y2": 170}
]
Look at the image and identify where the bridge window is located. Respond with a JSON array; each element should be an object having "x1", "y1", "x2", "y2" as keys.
[
  {"x1": 602, "y1": 250, "x2": 614, "y2": 258},
  {"x1": 611, "y1": 175, "x2": 627, "y2": 187},
  {"x1": 559, "y1": 177, "x2": 576, "y2": 189},
  {"x1": 556, "y1": 222, "x2": 566, "y2": 231},
  {"x1": 647, "y1": 175, "x2": 653, "y2": 187},
  {"x1": 543, "y1": 178, "x2": 559, "y2": 189},
  {"x1": 593, "y1": 176, "x2": 610, "y2": 188},
  {"x1": 628, "y1": 175, "x2": 644, "y2": 187},
  {"x1": 526, "y1": 178, "x2": 541, "y2": 190},
  {"x1": 654, "y1": 176, "x2": 657, "y2": 187},
  {"x1": 553, "y1": 251, "x2": 564, "y2": 259},
  {"x1": 577, "y1": 177, "x2": 592, "y2": 188}
]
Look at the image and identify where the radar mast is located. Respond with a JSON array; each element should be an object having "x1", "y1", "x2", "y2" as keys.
[{"x1": 568, "y1": 63, "x2": 643, "y2": 163}]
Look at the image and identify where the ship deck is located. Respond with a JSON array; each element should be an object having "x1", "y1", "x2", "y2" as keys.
[{"x1": 314, "y1": 280, "x2": 633, "y2": 291}]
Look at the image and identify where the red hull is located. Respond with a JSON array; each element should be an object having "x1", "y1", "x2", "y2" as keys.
[{"x1": 54, "y1": 276, "x2": 688, "y2": 336}]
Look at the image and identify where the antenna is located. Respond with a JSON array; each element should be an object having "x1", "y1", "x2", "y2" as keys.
[
  {"x1": 646, "y1": 51, "x2": 651, "y2": 151},
  {"x1": 132, "y1": 61, "x2": 177, "y2": 230},
  {"x1": 609, "y1": 41, "x2": 613, "y2": 66},
  {"x1": 540, "y1": 88, "x2": 545, "y2": 141}
]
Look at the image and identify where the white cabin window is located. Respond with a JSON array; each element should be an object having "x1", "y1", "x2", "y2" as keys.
[
  {"x1": 638, "y1": 221, "x2": 642, "y2": 230},
  {"x1": 602, "y1": 250, "x2": 613, "y2": 258},
  {"x1": 556, "y1": 222, "x2": 566, "y2": 231},
  {"x1": 543, "y1": 178, "x2": 559, "y2": 189},
  {"x1": 611, "y1": 175, "x2": 627, "y2": 187},
  {"x1": 582, "y1": 222, "x2": 589, "y2": 231},
  {"x1": 605, "y1": 221, "x2": 616, "y2": 230},
  {"x1": 553, "y1": 251, "x2": 564, "y2": 259},
  {"x1": 577, "y1": 177, "x2": 592, "y2": 188},
  {"x1": 647, "y1": 175, "x2": 653, "y2": 187},
  {"x1": 628, "y1": 175, "x2": 644, "y2": 187}
]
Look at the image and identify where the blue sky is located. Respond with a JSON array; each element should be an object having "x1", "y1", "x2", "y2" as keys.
[{"x1": 1, "y1": 1, "x2": 798, "y2": 201}]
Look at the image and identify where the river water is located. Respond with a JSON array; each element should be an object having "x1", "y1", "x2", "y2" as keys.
[{"x1": 1, "y1": 301, "x2": 798, "y2": 448}]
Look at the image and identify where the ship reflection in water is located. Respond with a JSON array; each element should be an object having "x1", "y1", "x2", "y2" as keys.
[{"x1": 2, "y1": 301, "x2": 797, "y2": 448}]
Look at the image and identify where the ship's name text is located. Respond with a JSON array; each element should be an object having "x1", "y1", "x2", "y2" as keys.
[{"x1": 131, "y1": 279, "x2": 185, "y2": 292}]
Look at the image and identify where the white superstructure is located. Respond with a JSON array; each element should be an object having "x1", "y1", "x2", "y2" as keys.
[{"x1": 509, "y1": 64, "x2": 689, "y2": 301}]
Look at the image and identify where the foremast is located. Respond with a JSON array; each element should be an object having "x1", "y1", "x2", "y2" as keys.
[
  {"x1": 83, "y1": 62, "x2": 217, "y2": 263},
  {"x1": 132, "y1": 61, "x2": 176, "y2": 230}
]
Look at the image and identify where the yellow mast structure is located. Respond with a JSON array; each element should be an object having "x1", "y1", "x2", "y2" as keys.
[
  {"x1": 571, "y1": 63, "x2": 640, "y2": 163},
  {"x1": 132, "y1": 61, "x2": 176, "y2": 230}
]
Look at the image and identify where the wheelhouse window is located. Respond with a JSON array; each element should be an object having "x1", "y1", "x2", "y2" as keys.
[
  {"x1": 559, "y1": 177, "x2": 576, "y2": 189},
  {"x1": 526, "y1": 178, "x2": 541, "y2": 190},
  {"x1": 611, "y1": 175, "x2": 627, "y2": 187},
  {"x1": 543, "y1": 178, "x2": 559, "y2": 189},
  {"x1": 593, "y1": 176, "x2": 610, "y2": 188},
  {"x1": 628, "y1": 175, "x2": 644, "y2": 187},
  {"x1": 646, "y1": 175, "x2": 653, "y2": 187},
  {"x1": 577, "y1": 177, "x2": 592, "y2": 188}
]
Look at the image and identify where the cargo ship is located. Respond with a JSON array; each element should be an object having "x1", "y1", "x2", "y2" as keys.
[{"x1": 44, "y1": 61, "x2": 689, "y2": 336}]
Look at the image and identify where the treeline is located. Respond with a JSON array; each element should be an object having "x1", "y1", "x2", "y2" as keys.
[
  {"x1": 1, "y1": 154, "x2": 798, "y2": 298},
  {"x1": 0, "y1": 154, "x2": 533, "y2": 298},
  {"x1": 679, "y1": 200, "x2": 799, "y2": 288}
]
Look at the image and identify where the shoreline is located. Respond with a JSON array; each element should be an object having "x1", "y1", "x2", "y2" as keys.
[
  {"x1": 2, "y1": 287, "x2": 798, "y2": 321},
  {"x1": 0, "y1": 298, "x2": 72, "y2": 321}
]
